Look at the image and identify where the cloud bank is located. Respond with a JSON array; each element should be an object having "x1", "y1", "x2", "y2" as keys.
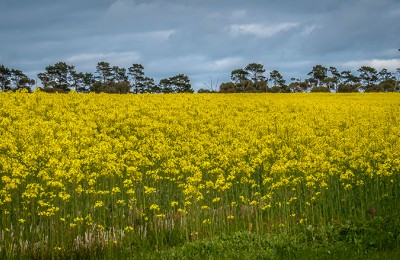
[{"x1": 0, "y1": 0, "x2": 399, "y2": 89}]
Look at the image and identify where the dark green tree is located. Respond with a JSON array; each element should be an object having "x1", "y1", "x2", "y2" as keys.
[
  {"x1": 112, "y1": 66, "x2": 128, "y2": 82},
  {"x1": 10, "y1": 69, "x2": 33, "y2": 91},
  {"x1": 378, "y1": 68, "x2": 395, "y2": 82},
  {"x1": 0, "y1": 65, "x2": 11, "y2": 91},
  {"x1": 358, "y1": 66, "x2": 378, "y2": 87},
  {"x1": 307, "y1": 65, "x2": 328, "y2": 87},
  {"x1": 337, "y1": 83, "x2": 359, "y2": 93},
  {"x1": 254, "y1": 81, "x2": 268, "y2": 92},
  {"x1": 71, "y1": 71, "x2": 85, "y2": 91},
  {"x1": 142, "y1": 77, "x2": 158, "y2": 93},
  {"x1": 341, "y1": 70, "x2": 359, "y2": 85},
  {"x1": 37, "y1": 72, "x2": 50, "y2": 89},
  {"x1": 229, "y1": 64, "x2": 267, "y2": 92},
  {"x1": 38, "y1": 62, "x2": 75, "y2": 92},
  {"x1": 170, "y1": 74, "x2": 193, "y2": 93},
  {"x1": 159, "y1": 78, "x2": 174, "y2": 93},
  {"x1": 71, "y1": 71, "x2": 95, "y2": 92},
  {"x1": 82, "y1": 73, "x2": 95, "y2": 92},
  {"x1": 96, "y1": 61, "x2": 113, "y2": 84},
  {"x1": 110, "y1": 81, "x2": 131, "y2": 94},
  {"x1": 244, "y1": 63, "x2": 266, "y2": 83},
  {"x1": 236, "y1": 79, "x2": 254, "y2": 92},
  {"x1": 128, "y1": 64, "x2": 146, "y2": 93},
  {"x1": 231, "y1": 69, "x2": 249, "y2": 83},
  {"x1": 328, "y1": 66, "x2": 341, "y2": 92},
  {"x1": 269, "y1": 69, "x2": 286, "y2": 87},
  {"x1": 288, "y1": 79, "x2": 309, "y2": 93},
  {"x1": 159, "y1": 74, "x2": 193, "y2": 93},
  {"x1": 378, "y1": 78, "x2": 397, "y2": 92},
  {"x1": 219, "y1": 82, "x2": 236, "y2": 93}
]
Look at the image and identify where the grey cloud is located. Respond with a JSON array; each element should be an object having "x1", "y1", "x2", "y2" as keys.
[{"x1": 1, "y1": 0, "x2": 399, "y2": 90}]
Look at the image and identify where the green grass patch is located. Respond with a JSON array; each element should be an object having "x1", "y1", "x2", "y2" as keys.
[{"x1": 151, "y1": 217, "x2": 400, "y2": 260}]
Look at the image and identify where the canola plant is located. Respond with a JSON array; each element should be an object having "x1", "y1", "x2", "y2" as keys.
[{"x1": 0, "y1": 91, "x2": 399, "y2": 257}]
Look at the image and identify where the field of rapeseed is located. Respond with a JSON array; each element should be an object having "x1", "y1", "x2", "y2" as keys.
[{"x1": 0, "y1": 91, "x2": 399, "y2": 258}]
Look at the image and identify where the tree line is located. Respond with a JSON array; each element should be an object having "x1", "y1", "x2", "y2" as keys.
[
  {"x1": 206, "y1": 63, "x2": 400, "y2": 93},
  {"x1": 1, "y1": 61, "x2": 399, "y2": 93},
  {"x1": 0, "y1": 62, "x2": 193, "y2": 94}
]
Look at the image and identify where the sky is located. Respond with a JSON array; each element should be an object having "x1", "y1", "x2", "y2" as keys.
[{"x1": 1, "y1": 0, "x2": 400, "y2": 90}]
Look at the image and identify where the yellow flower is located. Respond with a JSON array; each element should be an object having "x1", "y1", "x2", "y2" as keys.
[
  {"x1": 116, "y1": 199, "x2": 125, "y2": 205},
  {"x1": 150, "y1": 204, "x2": 160, "y2": 211},
  {"x1": 144, "y1": 186, "x2": 156, "y2": 194},
  {"x1": 202, "y1": 219, "x2": 211, "y2": 225},
  {"x1": 212, "y1": 197, "x2": 221, "y2": 203},
  {"x1": 124, "y1": 226, "x2": 134, "y2": 232},
  {"x1": 94, "y1": 201, "x2": 104, "y2": 208},
  {"x1": 111, "y1": 187, "x2": 121, "y2": 194}
]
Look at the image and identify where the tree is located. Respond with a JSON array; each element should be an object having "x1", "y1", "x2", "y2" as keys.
[
  {"x1": 219, "y1": 82, "x2": 236, "y2": 93},
  {"x1": 110, "y1": 81, "x2": 131, "y2": 94},
  {"x1": 329, "y1": 66, "x2": 341, "y2": 81},
  {"x1": 379, "y1": 78, "x2": 397, "y2": 92},
  {"x1": 235, "y1": 79, "x2": 253, "y2": 92},
  {"x1": 159, "y1": 74, "x2": 193, "y2": 93},
  {"x1": 307, "y1": 65, "x2": 327, "y2": 87},
  {"x1": 170, "y1": 74, "x2": 193, "y2": 93},
  {"x1": 71, "y1": 71, "x2": 95, "y2": 92},
  {"x1": 244, "y1": 63, "x2": 266, "y2": 83},
  {"x1": 288, "y1": 79, "x2": 309, "y2": 93},
  {"x1": 230, "y1": 68, "x2": 252, "y2": 92},
  {"x1": 328, "y1": 66, "x2": 341, "y2": 92},
  {"x1": 128, "y1": 64, "x2": 155, "y2": 93},
  {"x1": 322, "y1": 77, "x2": 337, "y2": 92},
  {"x1": 337, "y1": 83, "x2": 359, "y2": 93},
  {"x1": 38, "y1": 62, "x2": 75, "y2": 92},
  {"x1": 269, "y1": 70, "x2": 286, "y2": 87},
  {"x1": 358, "y1": 66, "x2": 378, "y2": 87},
  {"x1": 254, "y1": 81, "x2": 268, "y2": 92},
  {"x1": 96, "y1": 61, "x2": 113, "y2": 84},
  {"x1": 10, "y1": 69, "x2": 34, "y2": 91},
  {"x1": 82, "y1": 73, "x2": 95, "y2": 92},
  {"x1": 159, "y1": 78, "x2": 174, "y2": 93},
  {"x1": 231, "y1": 69, "x2": 249, "y2": 83},
  {"x1": 142, "y1": 77, "x2": 158, "y2": 93},
  {"x1": 112, "y1": 66, "x2": 128, "y2": 83},
  {"x1": 37, "y1": 72, "x2": 50, "y2": 89},
  {"x1": 378, "y1": 68, "x2": 395, "y2": 82},
  {"x1": 128, "y1": 64, "x2": 145, "y2": 93},
  {"x1": 310, "y1": 86, "x2": 330, "y2": 92},
  {"x1": 229, "y1": 64, "x2": 267, "y2": 93},
  {"x1": 341, "y1": 70, "x2": 359, "y2": 85},
  {"x1": 0, "y1": 65, "x2": 11, "y2": 91},
  {"x1": 70, "y1": 71, "x2": 85, "y2": 91},
  {"x1": 202, "y1": 78, "x2": 220, "y2": 92}
]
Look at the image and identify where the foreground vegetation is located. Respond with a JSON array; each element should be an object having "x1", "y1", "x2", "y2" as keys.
[
  {"x1": 0, "y1": 92, "x2": 399, "y2": 258},
  {"x1": 154, "y1": 218, "x2": 400, "y2": 259}
]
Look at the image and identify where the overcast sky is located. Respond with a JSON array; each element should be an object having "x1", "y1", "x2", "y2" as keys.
[{"x1": 1, "y1": 0, "x2": 399, "y2": 90}]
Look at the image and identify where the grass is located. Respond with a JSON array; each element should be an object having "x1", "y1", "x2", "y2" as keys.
[
  {"x1": 141, "y1": 214, "x2": 400, "y2": 259},
  {"x1": 33, "y1": 213, "x2": 397, "y2": 259}
]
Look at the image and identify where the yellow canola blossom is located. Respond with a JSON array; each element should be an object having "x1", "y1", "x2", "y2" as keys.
[{"x1": 0, "y1": 91, "x2": 399, "y2": 253}]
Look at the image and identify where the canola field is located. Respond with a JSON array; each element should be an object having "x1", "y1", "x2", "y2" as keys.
[{"x1": 0, "y1": 91, "x2": 399, "y2": 257}]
